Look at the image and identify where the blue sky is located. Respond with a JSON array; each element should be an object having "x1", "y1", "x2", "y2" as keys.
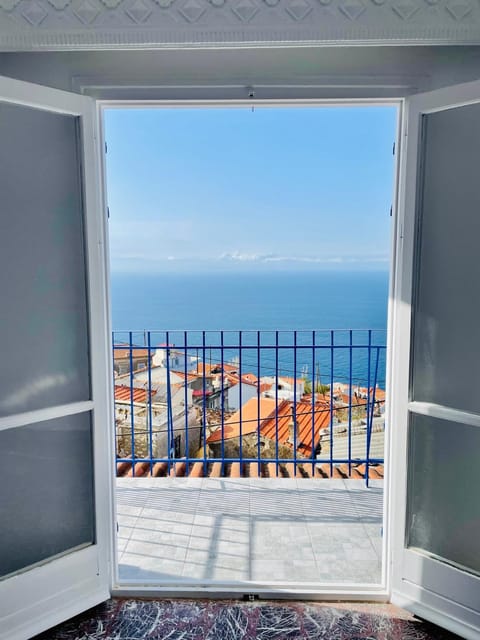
[{"x1": 104, "y1": 106, "x2": 397, "y2": 273}]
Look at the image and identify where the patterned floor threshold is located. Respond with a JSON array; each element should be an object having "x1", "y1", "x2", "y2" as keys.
[{"x1": 33, "y1": 598, "x2": 461, "y2": 639}]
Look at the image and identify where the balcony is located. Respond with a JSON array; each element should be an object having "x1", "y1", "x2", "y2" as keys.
[{"x1": 113, "y1": 330, "x2": 386, "y2": 586}]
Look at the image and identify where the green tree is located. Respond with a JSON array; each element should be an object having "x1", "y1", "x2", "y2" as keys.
[{"x1": 303, "y1": 378, "x2": 329, "y2": 397}]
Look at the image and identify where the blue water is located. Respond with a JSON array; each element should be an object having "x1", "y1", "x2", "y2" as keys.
[
  {"x1": 111, "y1": 270, "x2": 389, "y2": 388},
  {"x1": 111, "y1": 270, "x2": 388, "y2": 331}
]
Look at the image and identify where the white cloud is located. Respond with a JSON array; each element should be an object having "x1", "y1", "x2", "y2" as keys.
[
  {"x1": 109, "y1": 243, "x2": 389, "y2": 273},
  {"x1": 219, "y1": 251, "x2": 275, "y2": 262},
  {"x1": 218, "y1": 252, "x2": 389, "y2": 265}
]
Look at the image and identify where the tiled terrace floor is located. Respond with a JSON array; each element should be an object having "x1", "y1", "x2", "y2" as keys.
[{"x1": 116, "y1": 478, "x2": 383, "y2": 585}]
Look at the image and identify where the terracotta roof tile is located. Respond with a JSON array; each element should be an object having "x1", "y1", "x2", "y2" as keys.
[
  {"x1": 113, "y1": 344, "x2": 151, "y2": 360},
  {"x1": 260, "y1": 399, "x2": 331, "y2": 456},
  {"x1": 206, "y1": 397, "x2": 277, "y2": 443},
  {"x1": 116, "y1": 459, "x2": 384, "y2": 480},
  {"x1": 114, "y1": 384, "x2": 152, "y2": 404},
  {"x1": 205, "y1": 396, "x2": 332, "y2": 457},
  {"x1": 170, "y1": 370, "x2": 198, "y2": 383}
]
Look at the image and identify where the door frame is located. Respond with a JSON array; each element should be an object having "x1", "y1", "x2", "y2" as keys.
[
  {"x1": 0, "y1": 77, "x2": 115, "y2": 640},
  {"x1": 2, "y1": 71, "x2": 479, "y2": 633},
  {"x1": 96, "y1": 96, "x2": 404, "y2": 600}
]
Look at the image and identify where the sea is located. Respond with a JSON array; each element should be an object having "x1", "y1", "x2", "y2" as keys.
[{"x1": 111, "y1": 269, "x2": 389, "y2": 390}]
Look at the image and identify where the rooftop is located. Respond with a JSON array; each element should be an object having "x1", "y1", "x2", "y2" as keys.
[
  {"x1": 114, "y1": 384, "x2": 153, "y2": 404},
  {"x1": 113, "y1": 344, "x2": 151, "y2": 360},
  {"x1": 206, "y1": 397, "x2": 277, "y2": 443}
]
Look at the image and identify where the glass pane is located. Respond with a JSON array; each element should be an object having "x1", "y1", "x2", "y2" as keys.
[
  {"x1": 0, "y1": 102, "x2": 90, "y2": 417},
  {"x1": 411, "y1": 103, "x2": 480, "y2": 413},
  {"x1": 0, "y1": 412, "x2": 95, "y2": 579},
  {"x1": 406, "y1": 412, "x2": 480, "y2": 575}
]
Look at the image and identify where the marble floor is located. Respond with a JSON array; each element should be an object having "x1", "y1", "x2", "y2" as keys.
[
  {"x1": 116, "y1": 478, "x2": 383, "y2": 585},
  {"x1": 34, "y1": 598, "x2": 462, "y2": 640}
]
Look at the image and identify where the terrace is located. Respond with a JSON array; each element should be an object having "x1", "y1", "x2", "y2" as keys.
[{"x1": 113, "y1": 330, "x2": 386, "y2": 587}]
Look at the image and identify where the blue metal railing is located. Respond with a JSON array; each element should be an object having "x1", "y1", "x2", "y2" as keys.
[{"x1": 113, "y1": 330, "x2": 386, "y2": 486}]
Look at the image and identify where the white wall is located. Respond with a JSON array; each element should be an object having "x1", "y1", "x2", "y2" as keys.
[{"x1": 227, "y1": 383, "x2": 258, "y2": 412}]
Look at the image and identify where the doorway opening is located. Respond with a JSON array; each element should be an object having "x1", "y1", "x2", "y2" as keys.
[{"x1": 103, "y1": 104, "x2": 398, "y2": 591}]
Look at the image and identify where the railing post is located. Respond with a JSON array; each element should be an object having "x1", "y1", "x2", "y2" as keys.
[
  {"x1": 311, "y1": 330, "x2": 316, "y2": 477},
  {"x1": 257, "y1": 330, "x2": 261, "y2": 477},
  {"x1": 112, "y1": 331, "x2": 118, "y2": 475},
  {"x1": 275, "y1": 331, "x2": 279, "y2": 478},
  {"x1": 220, "y1": 330, "x2": 225, "y2": 477},
  {"x1": 165, "y1": 331, "x2": 174, "y2": 475},
  {"x1": 202, "y1": 331, "x2": 207, "y2": 477},
  {"x1": 147, "y1": 331, "x2": 153, "y2": 476},
  {"x1": 348, "y1": 330, "x2": 353, "y2": 477},
  {"x1": 293, "y1": 330, "x2": 297, "y2": 478},
  {"x1": 365, "y1": 330, "x2": 372, "y2": 487},
  {"x1": 129, "y1": 331, "x2": 135, "y2": 477},
  {"x1": 239, "y1": 330, "x2": 243, "y2": 474},
  {"x1": 184, "y1": 330, "x2": 189, "y2": 475},
  {"x1": 329, "y1": 331, "x2": 334, "y2": 478},
  {"x1": 366, "y1": 344, "x2": 380, "y2": 488}
]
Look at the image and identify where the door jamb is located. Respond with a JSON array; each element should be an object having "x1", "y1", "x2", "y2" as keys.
[{"x1": 94, "y1": 96, "x2": 405, "y2": 600}]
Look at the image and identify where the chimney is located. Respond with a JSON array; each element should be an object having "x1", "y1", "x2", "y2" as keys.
[{"x1": 288, "y1": 419, "x2": 297, "y2": 445}]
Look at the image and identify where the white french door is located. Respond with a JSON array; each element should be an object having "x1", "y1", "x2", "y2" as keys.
[
  {"x1": 390, "y1": 80, "x2": 480, "y2": 639},
  {"x1": 0, "y1": 77, "x2": 113, "y2": 639}
]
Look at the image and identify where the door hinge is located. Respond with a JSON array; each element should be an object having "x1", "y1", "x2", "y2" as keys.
[
  {"x1": 105, "y1": 141, "x2": 108, "y2": 154},
  {"x1": 392, "y1": 141, "x2": 395, "y2": 155},
  {"x1": 389, "y1": 205, "x2": 393, "y2": 217},
  {"x1": 116, "y1": 521, "x2": 119, "y2": 533},
  {"x1": 107, "y1": 206, "x2": 110, "y2": 219}
]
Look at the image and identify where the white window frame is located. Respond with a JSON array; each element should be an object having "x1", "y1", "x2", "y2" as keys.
[
  {"x1": 96, "y1": 96, "x2": 404, "y2": 600},
  {"x1": 388, "y1": 80, "x2": 480, "y2": 640},
  {"x1": 0, "y1": 76, "x2": 115, "y2": 640}
]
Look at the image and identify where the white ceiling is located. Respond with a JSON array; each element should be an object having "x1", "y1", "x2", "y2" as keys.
[{"x1": 0, "y1": 0, "x2": 480, "y2": 50}]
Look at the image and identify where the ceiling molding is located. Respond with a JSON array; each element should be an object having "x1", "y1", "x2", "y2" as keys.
[{"x1": 1, "y1": 0, "x2": 480, "y2": 49}]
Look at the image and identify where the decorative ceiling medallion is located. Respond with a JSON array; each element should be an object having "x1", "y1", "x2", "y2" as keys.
[
  {"x1": 0, "y1": 0, "x2": 20, "y2": 10},
  {"x1": 100, "y1": 0, "x2": 124, "y2": 7},
  {"x1": 125, "y1": 0, "x2": 151, "y2": 20},
  {"x1": 446, "y1": 1, "x2": 472, "y2": 20},
  {"x1": 232, "y1": 0, "x2": 258, "y2": 21},
  {"x1": 21, "y1": 0, "x2": 48, "y2": 23},
  {"x1": 392, "y1": 1, "x2": 419, "y2": 19},
  {"x1": 73, "y1": 0, "x2": 100, "y2": 22},
  {"x1": 47, "y1": 0, "x2": 71, "y2": 8},
  {"x1": 209, "y1": 0, "x2": 225, "y2": 8},
  {"x1": 179, "y1": 0, "x2": 205, "y2": 20},
  {"x1": 264, "y1": 0, "x2": 279, "y2": 7},
  {"x1": 155, "y1": 0, "x2": 174, "y2": 8},
  {"x1": 286, "y1": 0, "x2": 311, "y2": 20},
  {"x1": 339, "y1": 0, "x2": 365, "y2": 19}
]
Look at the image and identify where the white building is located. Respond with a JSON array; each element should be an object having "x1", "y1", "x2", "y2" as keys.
[
  {"x1": 225, "y1": 378, "x2": 259, "y2": 412},
  {"x1": 261, "y1": 376, "x2": 305, "y2": 401},
  {"x1": 152, "y1": 346, "x2": 198, "y2": 372}
]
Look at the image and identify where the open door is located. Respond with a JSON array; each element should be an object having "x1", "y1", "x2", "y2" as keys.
[
  {"x1": 0, "y1": 77, "x2": 113, "y2": 638},
  {"x1": 390, "y1": 80, "x2": 480, "y2": 639}
]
